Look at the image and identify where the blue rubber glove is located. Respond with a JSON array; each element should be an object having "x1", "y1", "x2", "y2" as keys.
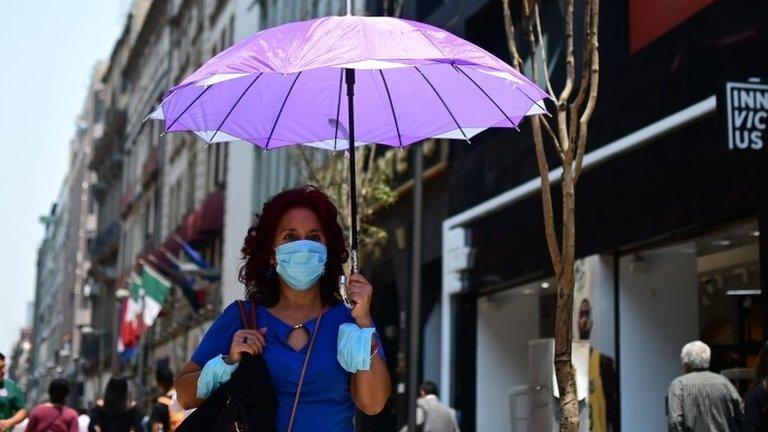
[
  {"x1": 337, "y1": 323, "x2": 376, "y2": 373},
  {"x1": 196, "y1": 355, "x2": 239, "y2": 399}
]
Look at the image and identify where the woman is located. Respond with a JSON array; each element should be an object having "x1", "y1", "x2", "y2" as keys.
[
  {"x1": 745, "y1": 346, "x2": 768, "y2": 431},
  {"x1": 25, "y1": 378, "x2": 78, "y2": 432},
  {"x1": 89, "y1": 377, "x2": 143, "y2": 432},
  {"x1": 176, "y1": 186, "x2": 391, "y2": 431}
]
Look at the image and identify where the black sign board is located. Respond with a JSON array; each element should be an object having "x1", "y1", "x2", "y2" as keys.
[{"x1": 721, "y1": 80, "x2": 768, "y2": 152}]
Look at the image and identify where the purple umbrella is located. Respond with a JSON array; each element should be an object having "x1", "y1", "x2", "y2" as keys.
[{"x1": 150, "y1": 14, "x2": 549, "y2": 273}]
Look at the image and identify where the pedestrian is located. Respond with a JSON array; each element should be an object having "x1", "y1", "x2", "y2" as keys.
[
  {"x1": 744, "y1": 345, "x2": 768, "y2": 431},
  {"x1": 174, "y1": 186, "x2": 391, "y2": 431},
  {"x1": 667, "y1": 340, "x2": 744, "y2": 431},
  {"x1": 76, "y1": 408, "x2": 89, "y2": 432},
  {"x1": 149, "y1": 368, "x2": 185, "y2": 432},
  {"x1": 25, "y1": 378, "x2": 78, "y2": 432},
  {"x1": 0, "y1": 352, "x2": 27, "y2": 431},
  {"x1": 89, "y1": 377, "x2": 143, "y2": 432},
  {"x1": 399, "y1": 381, "x2": 460, "y2": 432}
]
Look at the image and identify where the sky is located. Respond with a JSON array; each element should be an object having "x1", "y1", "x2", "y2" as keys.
[{"x1": 0, "y1": 1, "x2": 131, "y2": 357}]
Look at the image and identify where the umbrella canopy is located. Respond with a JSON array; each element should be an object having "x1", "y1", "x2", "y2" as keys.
[
  {"x1": 150, "y1": 15, "x2": 549, "y2": 149},
  {"x1": 150, "y1": 15, "x2": 549, "y2": 289}
]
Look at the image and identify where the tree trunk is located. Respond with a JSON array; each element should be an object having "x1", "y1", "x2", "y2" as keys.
[{"x1": 555, "y1": 157, "x2": 578, "y2": 431}]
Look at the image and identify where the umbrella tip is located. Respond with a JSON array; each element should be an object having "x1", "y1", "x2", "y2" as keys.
[{"x1": 160, "y1": 131, "x2": 167, "y2": 137}]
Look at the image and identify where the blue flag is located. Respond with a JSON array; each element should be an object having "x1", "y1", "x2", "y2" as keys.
[{"x1": 173, "y1": 235, "x2": 212, "y2": 269}]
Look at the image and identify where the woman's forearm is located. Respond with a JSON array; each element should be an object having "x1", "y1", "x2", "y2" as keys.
[
  {"x1": 351, "y1": 355, "x2": 391, "y2": 415},
  {"x1": 175, "y1": 362, "x2": 205, "y2": 409}
]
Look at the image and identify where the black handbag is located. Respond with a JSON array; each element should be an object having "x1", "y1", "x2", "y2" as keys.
[{"x1": 177, "y1": 300, "x2": 277, "y2": 432}]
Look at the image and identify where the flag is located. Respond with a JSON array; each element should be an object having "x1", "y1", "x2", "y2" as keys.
[
  {"x1": 118, "y1": 273, "x2": 143, "y2": 358},
  {"x1": 160, "y1": 247, "x2": 200, "y2": 273},
  {"x1": 173, "y1": 235, "x2": 212, "y2": 269},
  {"x1": 149, "y1": 254, "x2": 205, "y2": 310},
  {"x1": 141, "y1": 264, "x2": 172, "y2": 327},
  {"x1": 169, "y1": 239, "x2": 220, "y2": 282}
]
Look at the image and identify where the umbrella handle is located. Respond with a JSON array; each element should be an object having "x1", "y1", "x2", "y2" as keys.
[
  {"x1": 351, "y1": 249, "x2": 359, "y2": 274},
  {"x1": 339, "y1": 250, "x2": 360, "y2": 309},
  {"x1": 339, "y1": 275, "x2": 355, "y2": 309}
]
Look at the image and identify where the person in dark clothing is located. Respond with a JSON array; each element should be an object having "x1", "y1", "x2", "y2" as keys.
[
  {"x1": 744, "y1": 346, "x2": 768, "y2": 431},
  {"x1": 149, "y1": 368, "x2": 174, "y2": 432},
  {"x1": 89, "y1": 377, "x2": 143, "y2": 432}
]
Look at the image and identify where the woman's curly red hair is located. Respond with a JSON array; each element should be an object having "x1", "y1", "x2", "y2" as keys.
[{"x1": 239, "y1": 185, "x2": 348, "y2": 307}]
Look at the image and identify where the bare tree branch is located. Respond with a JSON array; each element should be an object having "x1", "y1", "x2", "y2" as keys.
[
  {"x1": 574, "y1": 0, "x2": 600, "y2": 183},
  {"x1": 523, "y1": 0, "x2": 569, "y2": 159},
  {"x1": 558, "y1": 0, "x2": 575, "y2": 106},
  {"x1": 540, "y1": 115, "x2": 563, "y2": 159},
  {"x1": 502, "y1": 0, "x2": 524, "y2": 71},
  {"x1": 533, "y1": 2, "x2": 556, "y2": 99},
  {"x1": 568, "y1": 0, "x2": 594, "y2": 149},
  {"x1": 531, "y1": 116, "x2": 564, "y2": 280}
]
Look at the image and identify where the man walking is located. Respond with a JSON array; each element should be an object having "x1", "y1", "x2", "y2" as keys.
[
  {"x1": 0, "y1": 353, "x2": 26, "y2": 432},
  {"x1": 668, "y1": 340, "x2": 743, "y2": 431},
  {"x1": 414, "y1": 381, "x2": 460, "y2": 432}
]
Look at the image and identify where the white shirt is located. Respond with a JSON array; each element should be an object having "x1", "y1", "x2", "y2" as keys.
[{"x1": 78, "y1": 413, "x2": 90, "y2": 432}]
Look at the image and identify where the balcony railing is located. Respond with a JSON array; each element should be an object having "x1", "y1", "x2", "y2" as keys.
[
  {"x1": 140, "y1": 146, "x2": 159, "y2": 187},
  {"x1": 89, "y1": 108, "x2": 126, "y2": 170},
  {"x1": 89, "y1": 221, "x2": 120, "y2": 262},
  {"x1": 118, "y1": 185, "x2": 134, "y2": 216}
]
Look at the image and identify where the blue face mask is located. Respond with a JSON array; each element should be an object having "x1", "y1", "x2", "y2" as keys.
[{"x1": 275, "y1": 240, "x2": 328, "y2": 292}]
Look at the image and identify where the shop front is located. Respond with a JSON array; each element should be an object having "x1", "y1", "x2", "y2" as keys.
[{"x1": 437, "y1": 1, "x2": 768, "y2": 430}]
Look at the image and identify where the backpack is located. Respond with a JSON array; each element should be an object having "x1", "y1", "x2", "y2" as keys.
[{"x1": 157, "y1": 394, "x2": 186, "y2": 432}]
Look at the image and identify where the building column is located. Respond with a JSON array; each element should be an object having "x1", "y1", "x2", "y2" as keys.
[
  {"x1": 760, "y1": 210, "x2": 768, "y2": 337},
  {"x1": 221, "y1": 141, "x2": 256, "y2": 305}
]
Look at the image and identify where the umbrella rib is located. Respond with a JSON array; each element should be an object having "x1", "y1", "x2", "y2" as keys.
[
  {"x1": 414, "y1": 66, "x2": 468, "y2": 140},
  {"x1": 334, "y1": 69, "x2": 344, "y2": 151},
  {"x1": 266, "y1": 72, "x2": 303, "y2": 150},
  {"x1": 512, "y1": 84, "x2": 549, "y2": 114},
  {"x1": 378, "y1": 70, "x2": 403, "y2": 148},
  {"x1": 452, "y1": 65, "x2": 517, "y2": 127},
  {"x1": 210, "y1": 73, "x2": 263, "y2": 142},
  {"x1": 165, "y1": 85, "x2": 214, "y2": 131}
]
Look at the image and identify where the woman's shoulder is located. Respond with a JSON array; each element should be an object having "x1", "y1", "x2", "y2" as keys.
[{"x1": 214, "y1": 300, "x2": 251, "y2": 325}]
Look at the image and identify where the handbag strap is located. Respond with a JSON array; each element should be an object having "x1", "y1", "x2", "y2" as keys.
[
  {"x1": 286, "y1": 309, "x2": 325, "y2": 432},
  {"x1": 40, "y1": 405, "x2": 64, "y2": 431},
  {"x1": 235, "y1": 299, "x2": 259, "y2": 329}
]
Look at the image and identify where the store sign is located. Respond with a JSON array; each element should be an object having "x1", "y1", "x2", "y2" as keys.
[{"x1": 723, "y1": 81, "x2": 768, "y2": 152}]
